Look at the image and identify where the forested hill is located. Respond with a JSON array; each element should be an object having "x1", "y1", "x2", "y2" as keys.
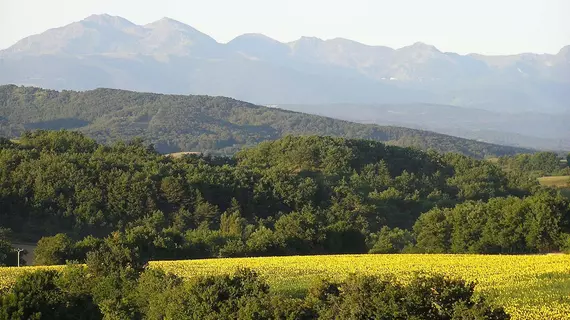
[
  {"x1": 0, "y1": 85, "x2": 531, "y2": 158},
  {"x1": 1, "y1": 132, "x2": 567, "y2": 261}
]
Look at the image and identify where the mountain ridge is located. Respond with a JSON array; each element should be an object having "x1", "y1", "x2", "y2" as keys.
[
  {"x1": 0, "y1": 84, "x2": 532, "y2": 158},
  {"x1": 3, "y1": 14, "x2": 567, "y2": 56},
  {"x1": 0, "y1": 14, "x2": 568, "y2": 114}
]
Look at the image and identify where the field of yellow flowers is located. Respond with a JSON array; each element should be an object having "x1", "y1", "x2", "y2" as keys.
[
  {"x1": 152, "y1": 254, "x2": 570, "y2": 320},
  {"x1": 0, "y1": 265, "x2": 63, "y2": 291},
  {"x1": 1, "y1": 254, "x2": 570, "y2": 319}
]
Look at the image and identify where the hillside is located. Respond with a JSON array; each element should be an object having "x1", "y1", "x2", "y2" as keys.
[
  {"x1": 0, "y1": 85, "x2": 531, "y2": 158},
  {"x1": 278, "y1": 103, "x2": 570, "y2": 151},
  {"x1": 1, "y1": 131, "x2": 567, "y2": 263}
]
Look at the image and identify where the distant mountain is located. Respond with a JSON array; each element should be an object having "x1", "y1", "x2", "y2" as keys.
[
  {"x1": 1, "y1": 14, "x2": 222, "y2": 57},
  {"x1": 0, "y1": 85, "x2": 531, "y2": 158},
  {"x1": 0, "y1": 14, "x2": 568, "y2": 113},
  {"x1": 278, "y1": 103, "x2": 570, "y2": 151}
]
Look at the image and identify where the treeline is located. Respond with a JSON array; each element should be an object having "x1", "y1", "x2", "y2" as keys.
[
  {"x1": 497, "y1": 152, "x2": 569, "y2": 177},
  {"x1": 0, "y1": 85, "x2": 531, "y2": 157},
  {"x1": 0, "y1": 243, "x2": 509, "y2": 319},
  {"x1": 1, "y1": 131, "x2": 569, "y2": 266}
]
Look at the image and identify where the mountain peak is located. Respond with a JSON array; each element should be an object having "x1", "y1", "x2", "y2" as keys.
[
  {"x1": 298, "y1": 36, "x2": 324, "y2": 42},
  {"x1": 82, "y1": 14, "x2": 135, "y2": 28},
  {"x1": 404, "y1": 42, "x2": 441, "y2": 52},
  {"x1": 231, "y1": 33, "x2": 277, "y2": 42},
  {"x1": 145, "y1": 17, "x2": 194, "y2": 31},
  {"x1": 558, "y1": 45, "x2": 570, "y2": 56}
]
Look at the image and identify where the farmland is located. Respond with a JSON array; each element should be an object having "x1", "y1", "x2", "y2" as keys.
[
  {"x1": 0, "y1": 265, "x2": 63, "y2": 291},
  {"x1": 151, "y1": 254, "x2": 570, "y2": 320},
  {"x1": 1, "y1": 255, "x2": 570, "y2": 318},
  {"x1": 539, "y1": 176, "x2": 570, "y2": 188},
  {"x1": 539, "y1": 175, "x2": 570, "y2": 198}
]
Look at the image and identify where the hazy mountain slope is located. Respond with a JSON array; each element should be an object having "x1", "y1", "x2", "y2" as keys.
[
  {"x1": 0, "y1": 14, "x2": 568, "y2": 113},
  {"x1": 280, "y1": 103, "x2": 570, "y2": 151},
  {"x1": 0, "y1": 85, "x2": 531, "y2": 157}
]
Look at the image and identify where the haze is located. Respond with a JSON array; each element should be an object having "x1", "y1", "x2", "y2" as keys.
[{"x1": 1, "y1": 0, "x2": 569, "y2": 55}]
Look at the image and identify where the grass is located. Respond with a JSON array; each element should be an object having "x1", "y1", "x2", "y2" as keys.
[
  {"x1": 538, "y1": 175, "x2": 570, "y2": 199},
  {"x1": 538, "y1": 176, "x2": 570, "y2": 188}
]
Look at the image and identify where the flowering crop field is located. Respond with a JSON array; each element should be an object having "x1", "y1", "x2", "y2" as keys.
[
  {"x1": 2, "y1": 254, "x2": 570, "y2": 319},
  {"x1": 152, "y1": 254, "x2": 570, "y2": 320},
  {"x1": 0, "y1": 265, "x2": 63, "y2": 291}
]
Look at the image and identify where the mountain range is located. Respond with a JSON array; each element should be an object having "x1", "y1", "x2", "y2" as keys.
[
  {"x1": 1, "y1": 14, "x2": 568, "y2": 152},
  {"x1": 1, "y1": 14, "x2": 568, "y2": 113}
]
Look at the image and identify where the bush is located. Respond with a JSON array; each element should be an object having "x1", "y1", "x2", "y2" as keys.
[
  {"x1": 34, "y1": 234, "x2": 75, "y2": 265},
  {"x1": 369, "y1": 226, "x2": 415, "y2": 253},
  {"x1": 311, "y1": 273, "x2": 510, "y2": 320},
  {"x1": 161, "y1": 268, "x2": 270, "y2": 319},
  {"x1": 0, "y1": 270, "x2": 101, "y2": 320}
]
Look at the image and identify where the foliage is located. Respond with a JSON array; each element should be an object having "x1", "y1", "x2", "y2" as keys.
[
  {"x1": 0, "y1": 230, "x2": 13, "y2": 267},
  {"x1": 498, "y1": 152, "x2": 563, "y2": 177},
  {"x1": 151, "y1": 254, "x2": 570, "y2": 320},
  {"x1": 2, "y1": 132, "x2": 566, "y2": 261},
  {"x1": 0, "y1": 265, "x2": 509, "y2": 320},
  {"x1": 34, "y1": 234, "x2": 75, "y2": 265},
  {"x1": 0, "y1": 270, "x2": 101, "y2": 320},
  {"x1": 0, "y1": 85, "x2": 530, "y2": 157},
  {"x1": 313, "y1": 274, "x2": 509, "y2": 319},
  {"x1": 3, "y1": 253, "x2": 570, "y2": 319},
  {"x1": 414, "y1": 191, "x2": 569, "y2": 254},
  {"x1": 368, "y1": 226, "x2": 415, "y2": 253}
]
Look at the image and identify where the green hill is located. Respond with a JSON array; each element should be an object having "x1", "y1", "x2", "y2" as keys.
[{"x1": 0, "y1": 85, "x2": 531, "y2": 158}]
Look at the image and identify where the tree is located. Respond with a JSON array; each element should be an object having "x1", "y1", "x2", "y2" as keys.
[
  {"x1": 312, "y1": 273, "x2": 509, "y2": 320},
  {"x1": 369, "y1": 226, "x2": 415, "y2": 254},
  {"x1": 413, "y1": 208, "x2": 452, "y2": 253},
  {"x1": 274, "y1": 209, "x2": 321, "y2": 254},
  {"x1": 35, "y1": 234, "x2": 75, "y2": 265},
  {"x1": 0, "y1": 228, "x2": 14, "y2": 266},
  {"x1": 0, "y1": 270, "x2": 101, "y2": 320},
  {"x1": 219, "y1": 199, "x2": 245, "y2": 237}
]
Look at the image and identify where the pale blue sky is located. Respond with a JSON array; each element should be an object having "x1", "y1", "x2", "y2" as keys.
[{"x1": 1, "y1": 0, "x2": 569, "y2": 55}]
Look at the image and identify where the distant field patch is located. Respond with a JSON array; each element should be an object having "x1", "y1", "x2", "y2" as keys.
[
  {"x1": 167, "y1": 151, "x2": 202, "y2": 158},
  {"x1": 538, "y1": 176, "x2": 570, "y2": 188}
]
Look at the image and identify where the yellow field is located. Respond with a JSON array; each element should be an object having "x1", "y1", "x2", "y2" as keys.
[
  {"x1": 152, "y1": 254, "x2": 570, "y2": 320},
  {"x1": 2, "y1": 255, "x2": 570, "y2": 319},
  {"x1": 539, "y1": 175, "x2": 570, "y2": 188},
  {"x1": 167, "y1": 151, "x2": 202, "y2": 158},
  {"x1": 539, "y1": 176, "x2": 570, "y2": 198},
  {"x1": 0, "y1": 265, "x2": 63, "y2": 291}
]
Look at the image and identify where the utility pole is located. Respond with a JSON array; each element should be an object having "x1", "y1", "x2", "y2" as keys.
[{"x1": 16, "y1": 248, "x2": 24, "y2": 267}]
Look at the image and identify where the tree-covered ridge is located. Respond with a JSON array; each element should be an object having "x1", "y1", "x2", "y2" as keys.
[
  {"x1": 0, "y1": 85, "x2": 532, "y2": 158},
  {"x1": 1, "y1": 131, "x2": 568, "y2": 266}
]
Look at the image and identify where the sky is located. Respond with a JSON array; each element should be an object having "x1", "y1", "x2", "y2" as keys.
[{"x1": 1, "y1": 0, "x2": 569, "y2": 55}]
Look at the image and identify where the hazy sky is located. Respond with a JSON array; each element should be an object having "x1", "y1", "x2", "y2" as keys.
[{"x1": 1, "y1": 0, "x2": 569, "y2": 55}]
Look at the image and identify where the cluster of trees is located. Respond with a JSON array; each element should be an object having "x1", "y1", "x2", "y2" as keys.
[
  {"x1": 497, "y1": 152, "x2": 568, "y2": 177},
  {"x1": 0, "y1": 229, "x2": 14, "y2": 266},
  {"x1": 0, "y1": 241, "x2": 509, "y2": 319},
  {"x1": 414, "y1": 192, "x2": 569, "y2": 253},
  {"x1": 1, "y1": 131, "x2": 569, "y2": 265},
  {"x1": 0, "y1": 85, "x2": 530, "y2": 157}
]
